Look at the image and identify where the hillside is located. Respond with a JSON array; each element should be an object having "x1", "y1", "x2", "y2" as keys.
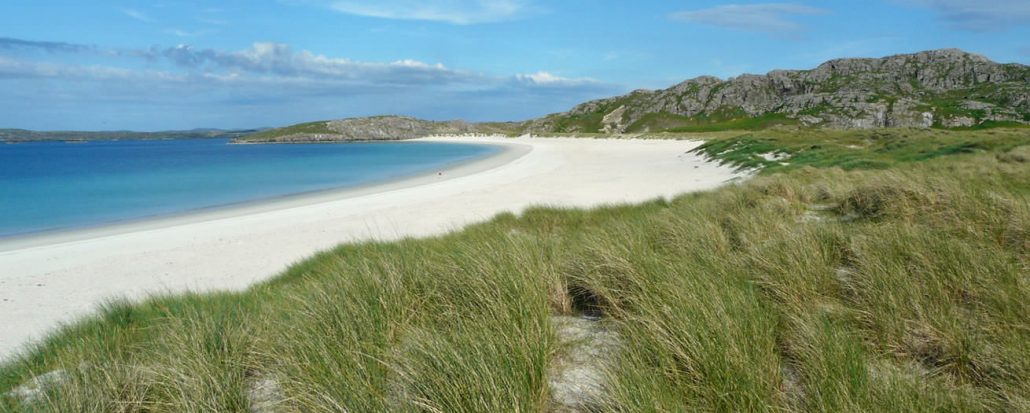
[
  {"x1": 528, "y1": 49, "x2": 1030, "y2": 133},
  {"x1": 235, "y1": 116, "x2": 519, "y2": 143}
]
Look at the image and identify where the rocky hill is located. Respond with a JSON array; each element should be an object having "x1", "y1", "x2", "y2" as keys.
[
  {"x1": 526, "y1": 49, "x2": 1029, "y2": 133},
  {"x1": 235, "y1": 116, "x2": 519, "y2": 143},
  {"x1": 238, "y1": 49, "x2": 1028, "y2": 142}
]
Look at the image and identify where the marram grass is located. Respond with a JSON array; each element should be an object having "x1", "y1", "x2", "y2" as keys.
[{"x1": 2, "y1": 129, "x2": 1028, "y2": 412}]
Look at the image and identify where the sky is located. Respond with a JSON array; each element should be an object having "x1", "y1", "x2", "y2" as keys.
[{"x1": 0, "y1": 0, "x2": 1028, "y2": 131}]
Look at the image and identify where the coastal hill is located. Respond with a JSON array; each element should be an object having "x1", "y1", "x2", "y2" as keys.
[
  {"x1": 237, "y1": 116, "x2": 519, "y2": 143},
  {"x1": 528, "y1": 48, "x2": 1029, "y2": 133},
  {"x1": 237, "y1": 48, "x2": 1029, "y2": 142}
]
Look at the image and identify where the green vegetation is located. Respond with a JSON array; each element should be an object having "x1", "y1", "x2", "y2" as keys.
[
  {"x1": 623, "y1": 110, "x2": 797, "y2": 133},
  {"x1": 692, "y1": 127, "x2": 1030, "y2": 174},
  {"x1": 546, "y1": 107, "x2": 798, "y2": 135},
  {"x1": 539, "y1": 112, "x2": 606, "y2": 133},
  {"x1": 239, "y1": 121, "x2": 336, "y2": 141},
  {"x1": 235, "y1": 117, "x2": 525, "y2": 142},
  {"x1": 2, "y1": 128, "x2": 1029, "y2": 412},
  {"x1": 666, "y1": 112, "x2": 797, "y2": 133}
]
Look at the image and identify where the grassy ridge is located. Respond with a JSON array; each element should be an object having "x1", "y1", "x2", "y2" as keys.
[
  {"x1": 238, "y1": 121, "x2": 335, "y2": 142},
  {"x1": 2, "y1": 129, "x2": 1028, "y2": 412}
]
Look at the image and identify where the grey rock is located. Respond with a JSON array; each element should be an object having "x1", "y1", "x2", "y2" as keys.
[
  {"x1": 5, "y1": 369, "x2": 69, "y2": 404},
  {"x1": 601, "y1": 105, "x2": 628, "y2": 133},
  {"x1": 527, "y1": 49, "x2": 1029, "y2": 133},
  {"x1": 943, "y1": 116, "x2": 977, "y2": 128}
]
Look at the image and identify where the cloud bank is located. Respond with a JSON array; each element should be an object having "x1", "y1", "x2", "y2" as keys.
[
  {"x1": 904, "y1": 0, "x2": 1030, "y2": 31},
  {"x1": 322, "y1": 0, "x2": 531, "y2": 24},
  {"x1": 0, "y1": 36, "x2": 614, "y2": 129},
  {"x1": 670, "y1": 3, "x2": 828, "y2": 34}
]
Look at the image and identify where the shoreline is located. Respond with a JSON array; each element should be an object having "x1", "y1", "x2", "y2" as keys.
[
  {"x1": 0, "y1": 136, "x2": 745, "y2": 360},
  {"x1": 0, "y1": 140, "x2": 527, "y2": 252}
]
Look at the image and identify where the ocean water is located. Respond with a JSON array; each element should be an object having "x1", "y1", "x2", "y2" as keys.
[{"x1": 0, "y1": 139, "x2": 499, "y2": 237}]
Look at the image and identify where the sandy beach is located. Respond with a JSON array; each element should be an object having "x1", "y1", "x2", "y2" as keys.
[{"x1": 0, "y1": 136, "x2": 744, "y2": 360}]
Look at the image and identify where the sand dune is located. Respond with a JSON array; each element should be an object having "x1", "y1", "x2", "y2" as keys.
[{"x1": 0, "y1": 136, "x2": 744, "y2": 359}]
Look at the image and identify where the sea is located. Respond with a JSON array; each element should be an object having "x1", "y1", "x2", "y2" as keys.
[{"x1": 0, "y1": 138, "x2": 499, "y2": 237}]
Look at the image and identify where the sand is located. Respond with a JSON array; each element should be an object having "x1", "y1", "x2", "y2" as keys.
[{"x1": 0, "y1": 136, "x2": 744, "y2": 360}]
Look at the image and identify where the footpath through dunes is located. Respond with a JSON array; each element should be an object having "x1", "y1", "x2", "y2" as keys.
[{"x1": 0, "y1": 136, "x2": 744, "y2": 359}]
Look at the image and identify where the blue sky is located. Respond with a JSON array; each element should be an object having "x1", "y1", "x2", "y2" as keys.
[{"x1": 1, "y1": 0, "x2": 1027, "y2": 131}]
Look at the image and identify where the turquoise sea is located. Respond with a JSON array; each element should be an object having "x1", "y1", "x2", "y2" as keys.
[{"x1": 0, "y1": 139, "x2": 498, "y2": 237}]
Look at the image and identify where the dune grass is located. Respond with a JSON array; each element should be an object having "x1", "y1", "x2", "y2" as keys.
[
  {"x1": 689, "y1": 127, "x2": 1030, "y2": 174},
  {"x1": 1, "y1": 129, "x2": 1028, "y2": 412}
]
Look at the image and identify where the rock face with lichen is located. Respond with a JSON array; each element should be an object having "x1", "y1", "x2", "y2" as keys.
[{"x1": 526, "y1": 49, "x2": 1030, "y2": 133}]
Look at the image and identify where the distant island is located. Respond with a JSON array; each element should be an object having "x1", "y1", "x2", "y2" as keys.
[
  {"x1": 235, "y1": 49, "x2": 1028, "y2": 143},
  {"x1": 0, "y1": 128, "x2": 261, "y2": 143}
]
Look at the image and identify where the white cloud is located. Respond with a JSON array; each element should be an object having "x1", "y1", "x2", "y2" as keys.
[
  {"x1": 515, "y1": 71, "x2": 596, "y2": 87},
  {"x1": 120, "y1": 8, "x2": 153, "y2": 23},
  {"x1": 324, "y1": 0, "x2": 531, "y2": 24},
  {"x1": 670, "y1": 3, "x2": 828, "y2": 34},
  {"x1": 0, "y1": 37, "x2": 94, "y2": 53},
  {"x1": 0, "y1": 47, "x2": 613, "y2": 97},
  {"x1": 166, "y1": 29, "x2": 213, "y2": 38},
  {"x1": 0, "y1": 56, "x2": 179, "y2": 82},
  {"x1": 159, "y1": 42, "x2": 466, "y2": 85},
  {"x1": 0, "y1": 38, "x2": 467, "y2": 86},
  {"x1": 0, "y1": 37, "x2": 622, "y2": 129},
  {"x1": 902, "y1": 0, "x2": 1030, "y2": 31}
]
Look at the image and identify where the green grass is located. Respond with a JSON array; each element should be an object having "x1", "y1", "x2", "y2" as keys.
[
  {"x1": 691, "y1": 127, "x2": 1030, "y2": 174},
  {"x1": 2, "y1": 129, "x2": 1029, "y2": 412},
  {"x1": 945, "y1": 120, "x2": 1030, "y2": 131},
  {"x1": 540, "y1": 112, "x2": 606, "y2": 133},
  {"x1": 608, "y1": 109, "x2": 797, "y2": 134}
]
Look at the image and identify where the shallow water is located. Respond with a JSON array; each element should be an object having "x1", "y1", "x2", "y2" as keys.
[{"x1": 0, "y1": 138, "x2": 497, "y2": 237}]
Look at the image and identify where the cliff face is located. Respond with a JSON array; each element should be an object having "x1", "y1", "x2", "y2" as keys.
[{"x1": 527, "y1": 49, "x2": 1030, "y2": 132}]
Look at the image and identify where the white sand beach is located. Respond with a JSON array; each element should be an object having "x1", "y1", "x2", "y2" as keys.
[{"x1": 0, "y1": 136, "x2": 744, "y2": 360}]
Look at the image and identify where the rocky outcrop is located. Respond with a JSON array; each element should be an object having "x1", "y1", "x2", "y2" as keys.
[{"x1": 527, "y1": 49, "x2": 1030, "y2": 132}]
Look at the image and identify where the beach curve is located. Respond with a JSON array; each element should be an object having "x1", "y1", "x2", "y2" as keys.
[{"x1": 0, "y1": 136, "x2": 744, "y2": 360}]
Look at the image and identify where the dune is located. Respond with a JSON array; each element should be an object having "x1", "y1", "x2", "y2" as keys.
[{"x1": 0, "y1": 136, "x2": 744, "y2": 359}]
